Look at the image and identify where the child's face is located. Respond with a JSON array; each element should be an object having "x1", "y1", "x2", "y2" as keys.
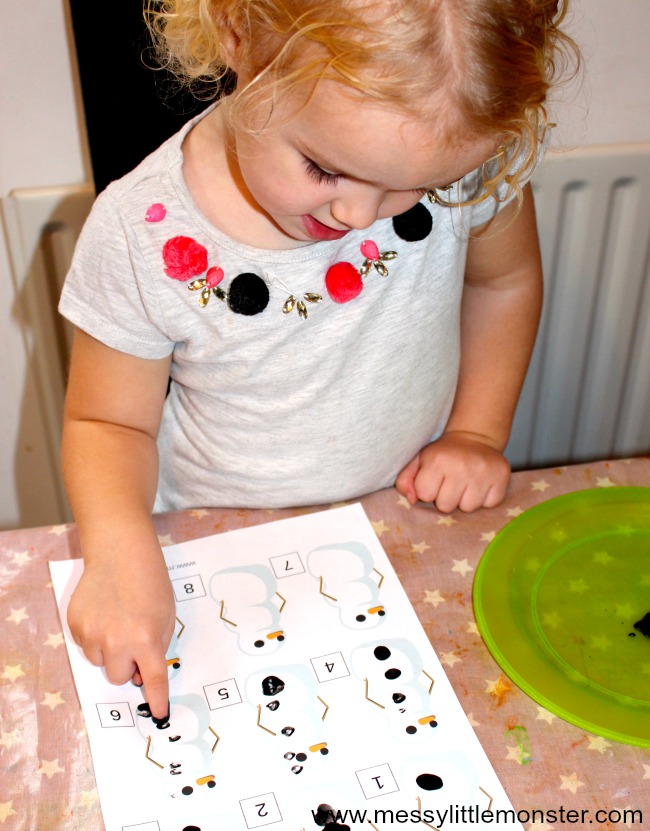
[{"x1": 228, "y1": 81, "x2": 499, "y2": 246}]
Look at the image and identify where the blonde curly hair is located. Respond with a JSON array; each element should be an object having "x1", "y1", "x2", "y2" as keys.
[{"x1": 146, "y1": 0, "x2": 579, "y2": 206}]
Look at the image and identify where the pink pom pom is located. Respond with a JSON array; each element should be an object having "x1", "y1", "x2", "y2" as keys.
[
  {"x1": 360, "y1": 239, "x2": 380, "y2": 261},
  {"x1": 325, "y1": 261, "x2": 363, "y2": 304},
  {"x1": 205, "y1": 266, "x2": 224, "y2": 288},
  {"x1": 145, "y1": 203, "x2": 167, "y2": 222},
  {"x1": 163, "y1": 236, "x2": 208, "y2": 281}
]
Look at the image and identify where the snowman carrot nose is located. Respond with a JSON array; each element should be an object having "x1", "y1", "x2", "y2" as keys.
[
  {"x1": 196, "y1": 775, "x2": 216, "y2": 787},
  {"x1": 267, "y1": 630, "x2": 284, "y2": 640},
  {"x1": 368, "y1": 606, "x2": 385, "y2": 615}
]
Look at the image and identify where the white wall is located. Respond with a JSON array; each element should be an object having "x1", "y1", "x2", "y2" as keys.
[
  {"x1": 0, "y1": 0, "x2": 648, "y2": 528},
  {"x1": 548, "y1": 0, "x2": 650, "y2": 147}
]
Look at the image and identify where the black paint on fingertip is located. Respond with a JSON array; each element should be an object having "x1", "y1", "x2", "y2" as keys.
[
  {"x1": 152, "y1": 704, "x2": 171, "y2": 730},
  {"x1": 136, "y1": 700, "x2": 171, "y2": 729}
]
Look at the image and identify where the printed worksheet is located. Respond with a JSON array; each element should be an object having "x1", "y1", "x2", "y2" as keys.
[{"x1": 50, "y1": 504, "x2": 522, "y2": 831}]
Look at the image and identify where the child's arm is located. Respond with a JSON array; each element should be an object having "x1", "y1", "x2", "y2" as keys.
[
  {"x1": 396, "y1": 183, "x2": 543, "y2": 513},
  {"x1": 62, "y1": 329, "x2": 174, "y2": 719}
]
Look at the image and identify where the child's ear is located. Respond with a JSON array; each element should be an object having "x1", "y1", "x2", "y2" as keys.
[{"x1": 219, "y1": 11, "x2": 244, "y2": 74}]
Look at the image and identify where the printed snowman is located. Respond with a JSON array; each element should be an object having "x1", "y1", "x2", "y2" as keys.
[
  {"x1": 208, "y1": 564, "x2": 287, "y2": 656},
  {"x1": 307, "y1": 541, "x2": 387, "y2": 629}
]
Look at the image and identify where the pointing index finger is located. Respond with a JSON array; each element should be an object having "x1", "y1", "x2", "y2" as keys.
[{"x1": 137, "y1": 650, "x2": 170, "y2": 723}]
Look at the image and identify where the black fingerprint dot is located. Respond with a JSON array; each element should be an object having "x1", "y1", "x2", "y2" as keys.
[
  {"x1": 153, "y1": 713, "x2": 170, "y2": 730},
  {"x1": 284, "y1": 752, "x2": 295, "y2": 760},
  {"x1": 278, "y1": 634, "x2": 285, "y2": 641},
  {"x1": 356, "y1": 614, "x2": 366, "y2": 622},
  {"x1": 267, "y1": 700, "x2": 280, "y2": 711},
  {"x1": 296, "y1": 752, "x2": 307, "y2": 762},
  {"x1": 320, "y1": 747, "x2": 329, "y2": 755},
  {"x1": 392, "y1": 203, "x2": 433, "y2": 242},
  {"x1": 182, "y1": 785, "x2": 194, "y2": 796},
  {"x1": 374, "y1": 645, "x2": 391, "y2": 661},
  {"x1": 314, "y1": 804, "x2": 335, "y2": 826},
  {"x1": 291, "y1": 765, "x2": 303, "y2": 774},
  {"x1": 281, "y1": 726, "x2": 295, "y2": 736},
  {"x1": 416, "y1": 773, "x2": 444, "y2": 791},
  {"x1": 207, "y1": 780, "x2": 216, "y2": 788},
  {"x1": 384, "y1": 668, "x2": 401, "y2": 680},
  {"x1": 392, "y1": 692, "x2": 406, "y2": 703},
  {"x1": 228, "y1": 272, "x2": 270, "y2": 315},
  {"x1": 254, "y1": 640, "x2": 264, "y2": 648},
  {"x1": 262, "y1": 675, "x2": 284, "y2": 696},
  {"x1": 183, "y1": 826, "x2": 201, "y2": 831},
  {"x1": 378, "y1": 610, "x2": 386, "y2": 616},
  {"x1": 429, "y1": 720, "x2": 438, "y2": 728},
  {"x1": 406, "y1": 725, "x2": 417, "y2": 734}
]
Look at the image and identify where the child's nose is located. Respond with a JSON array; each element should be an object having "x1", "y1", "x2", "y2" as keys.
[{"x1": 330, "y1": 186, "x2": 384, "y2": 231}]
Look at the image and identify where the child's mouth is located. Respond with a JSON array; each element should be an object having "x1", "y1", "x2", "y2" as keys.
[{"x1": 301, "y1": 215, "x2": 350, "y2": 241}]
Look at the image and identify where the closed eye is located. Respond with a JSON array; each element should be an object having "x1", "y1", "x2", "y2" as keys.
[{"x1": 304, "y1": 158, "x2": 341, "y2": 186}]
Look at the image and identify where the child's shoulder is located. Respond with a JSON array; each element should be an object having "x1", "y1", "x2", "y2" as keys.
[{"x1": 99, "y1": 104, "x2": 217, "y2": 220}]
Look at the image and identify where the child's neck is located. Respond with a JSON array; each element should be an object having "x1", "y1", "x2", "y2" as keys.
[{"x1": 181, "y1": 103, "x2": 312, "y2": 251}]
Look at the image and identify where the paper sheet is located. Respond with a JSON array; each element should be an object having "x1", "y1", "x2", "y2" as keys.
[{"x1": 50, "y1": 504, "x2": 522, "y2": 830}]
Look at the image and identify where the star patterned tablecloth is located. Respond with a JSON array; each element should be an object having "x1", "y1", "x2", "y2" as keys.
[{"x1": 1, "y1": 458, "x2": 649, "y2": 830}]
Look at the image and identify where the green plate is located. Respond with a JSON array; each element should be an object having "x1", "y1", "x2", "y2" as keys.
[{"x1": 473, "y1": 487, "x2": 650, "y2": 747}]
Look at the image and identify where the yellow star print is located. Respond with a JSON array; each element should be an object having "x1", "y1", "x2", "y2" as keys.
[
  {"x1": 10, "y1": 550, "x2": 31, "y2": 567},
  {"x1": 0, "y1": 730, "x2": 20, "y2": 750},
  {"x1": 452, "y1": 559, "x2": 473, "y2": 577},
  {"x1": 39, "y1": 758, "x2": 65, "y2": 778},
  {"x1": 78, "y1": 789, "x2": 99, "y2": 808},
  {"x1": 41, "y1": 691, "x2": 65, "y2": 710},
  {"x1": 440, "y1": 652, "x2": 461, "y2": 668},
  {"x1": 1, "y1": 664, "x2": 25, "y2": 683},
  {"x1": 423, "y1": 590, "x2": 445, "y2": 607},
  {"x1": 0, "y1": 803, "x2": 17, "y2": 822},
  {"x1": 5, "y1": 608, "x2": 29, "y2": 624},
  {"x1": 371, "y1": 520, "x2": 389, "y2": 537},
  {"x1": 587, "y1": 736, "x2": 610, "y2": 753},
  {"x1": 559, "y1": 772, "x2": 585, "y2": 794}
]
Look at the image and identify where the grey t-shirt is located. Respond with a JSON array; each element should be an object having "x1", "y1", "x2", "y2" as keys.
[{"x1": 59, "y1": 107, "x2": 507, "y2": 511}]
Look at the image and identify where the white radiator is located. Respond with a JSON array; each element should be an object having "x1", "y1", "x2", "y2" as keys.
[
  {"x1": 1, "y1": 146, "x2": 648, "y2": 524},
  {"x1": 507, "y1": 143, "x2": 650, "y2": 469}
]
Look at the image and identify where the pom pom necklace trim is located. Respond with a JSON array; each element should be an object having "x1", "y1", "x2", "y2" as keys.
[{"x1": 152, "y1": 201, "x2": 434, "y2": 320}]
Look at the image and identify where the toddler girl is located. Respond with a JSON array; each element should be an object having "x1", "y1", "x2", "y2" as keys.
[{"x1": 59, "y1": 0, "x2": 577, "y2": 718}]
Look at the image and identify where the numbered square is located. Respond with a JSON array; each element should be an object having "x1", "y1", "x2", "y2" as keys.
[
  {"x1": 269, "y1": 552, "x2": 305, "y2": 579},
  {"x1": 96, "y1": 702, "x2": 134, "y2": 728},
  {"x1": 204, "y1": 678, "x2": 243, "y2": 710},
  {"x1": 311, "y1": 651, "x2": 350, "y2": 682},
  {"x1": 171, "y1": 574, "x2": 206, "y2": 602},
  {"x1": 239, "y1": 792, "x2": 282, "y2": 828},
  {"x1": 356, "y1": 763, "x2": 399, "y2": 799}
]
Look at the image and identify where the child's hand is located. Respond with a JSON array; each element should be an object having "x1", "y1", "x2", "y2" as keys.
[
  {"x1": 395, "y1": 431, "x2": 510, "y2": 513},
  {"x1": 67, "y1": 551, "x2": 176, "y2": 720}
]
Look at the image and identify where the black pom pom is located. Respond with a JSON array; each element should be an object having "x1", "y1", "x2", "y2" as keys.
[
  {"x1": 392, "y1": 203, "x2": 433, "y2": 242},
  {"x1": 228, "y1": 272, "x2": 270, "y2": 315}
]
